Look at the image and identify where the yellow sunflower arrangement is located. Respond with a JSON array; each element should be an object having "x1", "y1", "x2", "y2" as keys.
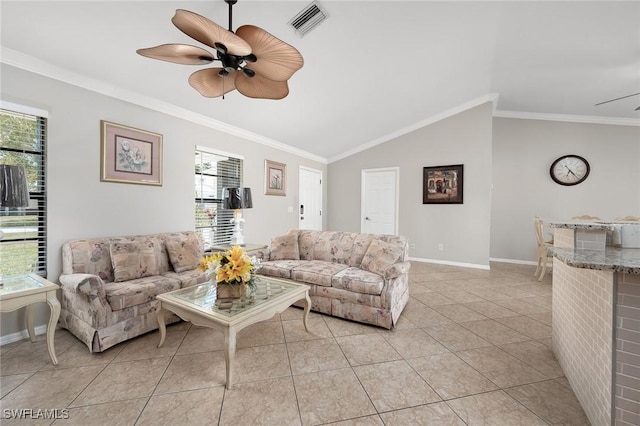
[{"x1": 199, "y1": 245, "x2": 259, "y2": 287}]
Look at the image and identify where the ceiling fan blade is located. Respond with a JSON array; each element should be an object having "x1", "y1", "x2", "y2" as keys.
[
  {"x1": 235, "y1": 72, "x2": 289, "y2": 99},
  {"x1": 136, "y1": 44, "x2": 214, "y2": 65},
  {"x1": 188, "y1": 68, "x2": 237, "y2": 98},
  {"x1": 235, "y1": 25, "x2": 303, "y2": 82},
  {"x1": 172, "y1": 9, "x2": 252, "y2": 57},
  {"x1": 594, "y1": 92, "x2": 640, "y2": 106}
]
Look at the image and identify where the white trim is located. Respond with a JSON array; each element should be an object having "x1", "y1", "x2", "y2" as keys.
[
  {"x1": 329, "y1": 93, "x2": 499, "y2": 163},
  {"x1": 0, "y1": 324, "x2": 48, "y2": 346},
  {"x1": 409, "y1": 256, "x2": 490, "y2": 270},
  {"x1": 0, "y1": 100, "x2": 49, "y2": 118},
  {"x1": 195, "y1": 145, "x2": 244, "y2": 161},
  {"x1": 1, "y1": 47, "x2": 327, "y2": 164},
  {"x1": 489, "y1": 257, "x2": 537, "y2": 266},
  {"x1": 494, "y1": 110, "x2": 640, "y2": 127},
  {"x1": 361, "y1": 167, "x2": 400, "y2": 235}
]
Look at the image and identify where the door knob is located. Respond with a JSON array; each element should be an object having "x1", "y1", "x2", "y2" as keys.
[{"x1": 300, "y1": 216, "x2": 304, "y2": 220}]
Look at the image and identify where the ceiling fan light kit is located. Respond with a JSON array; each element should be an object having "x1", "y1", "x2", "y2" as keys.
[{"x1": 137, "y1": 0, "x2": 303, "y2": 100}]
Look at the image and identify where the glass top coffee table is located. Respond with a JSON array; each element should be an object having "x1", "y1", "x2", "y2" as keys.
[{"x1": 156, "y1": 275, "x2": 311, "y2": 389}]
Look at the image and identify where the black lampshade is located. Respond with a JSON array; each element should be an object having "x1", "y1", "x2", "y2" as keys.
[
  {"x1": 224, "y1": 187, "x2": 253, "y2": 209},
  {"x1": 0, "y1": 165, "x2": 30, "y2": 208}
]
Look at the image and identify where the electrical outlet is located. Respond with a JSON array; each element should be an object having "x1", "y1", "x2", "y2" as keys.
[{"x1": 438, "y1": 243, "x2": 444, "y2": 251}]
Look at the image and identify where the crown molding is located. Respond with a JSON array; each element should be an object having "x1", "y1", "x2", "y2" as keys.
[
  {"x1": 0, "y1": 47, "x2": 328, "y2": 164},
  {"x1": 494, "y1": 109, "x2": 640, "y2": 127},
  {"x1": 328, "y1": 93, "x2": 500, "y2": 163}
]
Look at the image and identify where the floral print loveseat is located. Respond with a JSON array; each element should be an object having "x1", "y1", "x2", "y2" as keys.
[
  {"x1": 58, "y1": 231, "x2": 207, "y2": 352},
  {"x1": 255, "y1": 229, "x2": 410, "y2": 329}
]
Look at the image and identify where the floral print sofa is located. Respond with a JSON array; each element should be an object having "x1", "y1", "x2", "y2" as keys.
[
  {"x1": 58, "y1": 231, "x2": 207, "y2": 352},
  {"x1": 255, "y1": 229, "x2": 410, "y2": 329}
]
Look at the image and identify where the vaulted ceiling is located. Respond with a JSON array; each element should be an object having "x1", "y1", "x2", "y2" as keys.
[{"x1": 2, "y1": 1, "x2": 639, "y2": 162}]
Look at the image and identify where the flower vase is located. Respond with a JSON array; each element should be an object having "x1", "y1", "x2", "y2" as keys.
[{"x1": 216, "y1": 281, "x2": 246, "y2": 299}]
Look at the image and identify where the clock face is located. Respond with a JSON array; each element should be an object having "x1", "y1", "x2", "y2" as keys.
[{"x1": 550, "y1": 155, "x2": 590, "y2": 186}]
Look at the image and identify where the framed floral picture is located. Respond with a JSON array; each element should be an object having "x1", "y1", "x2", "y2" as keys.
[
  {"x1": 423, "y1": 164, "x2": 463, "y2": 204},
  {"x1": 100, "y1": 120, "x2": 163, "y2": 186},
  {"x1": 264, "y1": 160, "x2": 286, "y2": 196}
]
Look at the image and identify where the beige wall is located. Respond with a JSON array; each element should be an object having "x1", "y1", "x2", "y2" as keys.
[
  {"x1": 328, "y1": 102, "x2": 494, "y2": 267},
  {"x1": 491, "y1": 118, "x2": 640, "y2": 262},
  {"x1": 0, "y1": 64, "x2": 327, "y2": 337}
]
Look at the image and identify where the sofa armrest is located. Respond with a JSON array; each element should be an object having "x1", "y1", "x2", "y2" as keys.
[
  {"x1": 59, "y1": 273, "x2": 108, "y2": 303},
  {"x1": 252, "y1": 248, "x2": 271, "y2": 262},
  {"x1": 382, "y1": 261, "x2": 411, "y2": 279}
]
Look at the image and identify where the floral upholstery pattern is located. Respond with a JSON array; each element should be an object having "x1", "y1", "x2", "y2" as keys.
[
  {"x1": 110, "y1": 239, "x2": 161, "y2": 282},
  {"x1": 269, "y1": 233, "x2": 300, "y2": 260},
  {"x1": 165, "y1": 236, "x2": 202, "y2": 272},
  {"x1": 59, "y1": 231, "x2": 207, "y2": 352},
  {"x1": 360, "y1": 239, "x2": 404, "y2": 275},
  {"x1": 258, "y1": 229, "x2": 410, "y2": 329}
]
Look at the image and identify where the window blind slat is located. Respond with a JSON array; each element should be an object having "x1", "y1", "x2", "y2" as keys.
[
  {"x1": 195, "y1": 148, "x2": 242, "y2": 249},
  {"x1": 0, "y1": 108, "x2": 47, "y2": 278}
]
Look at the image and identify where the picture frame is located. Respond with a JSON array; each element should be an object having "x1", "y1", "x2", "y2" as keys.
[
  {"x1": 264, "y1": 160, "x2": 286, "y2": 196},
  {"x1": 423, "y1": 164, "x2": 464, "y2": 204},
  {"x1": 100, "y1": 120, "x2": 163, "y2": 186}
]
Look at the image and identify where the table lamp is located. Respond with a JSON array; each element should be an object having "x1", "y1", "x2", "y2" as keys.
[{"x1": 224, "y1": 187, "x2": 253, "y2": 246}]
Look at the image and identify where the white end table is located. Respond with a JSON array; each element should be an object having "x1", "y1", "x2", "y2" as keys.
[{"x1": 0, "y1": 274, "x2": 61, "y2": 364}]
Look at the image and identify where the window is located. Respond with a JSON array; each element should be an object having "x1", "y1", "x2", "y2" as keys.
[
  {"x1": 0, "y1": 105, "x2": 48, "y2": 278},
  {"x1": 195, "y1": 146, "x2": 243, "y2": 250}
]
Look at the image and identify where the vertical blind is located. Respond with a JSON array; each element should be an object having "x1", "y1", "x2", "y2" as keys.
[
  {"x1": 0, "y1": 108, "x2": 47, "y2": 278},
  {"x1": 195, "y1": 147, "x2": 243, "y2": 249}
]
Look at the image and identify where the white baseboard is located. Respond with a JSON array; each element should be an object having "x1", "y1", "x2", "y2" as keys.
[
  {"x1": 490, "y1": 257, "x2": 536, "y2": 266},
  {"x1": 409, "y1": 257, "x2": 490, "y2": 270},
  {"x1": 0, "y1": 324, "x2": 48, "y2": 346}
]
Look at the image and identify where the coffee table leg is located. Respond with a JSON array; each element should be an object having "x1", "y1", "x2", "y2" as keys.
[
  {"x1": 224, "y1": 328, "x2": 237, "y2": 390},
  {"x1": 302, "y1": 291, "x2": 311, "y2": 332},
  {"x1": 46, "y1": 294, "x2": 60, "y2": 365},
  {"x1": 157, "y1": 305, "x2": 167, "y2": 348}
]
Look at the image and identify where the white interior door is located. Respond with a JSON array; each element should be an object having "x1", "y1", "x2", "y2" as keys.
[
  {"x1": 299, "y1": 167, "x2": 322, "y2": 230},
  {"x1": 361, "y1": 167, "x2": 399, "y2": 235}
]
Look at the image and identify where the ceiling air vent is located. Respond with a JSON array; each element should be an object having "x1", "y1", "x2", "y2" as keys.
[{"x1": 289, "y1": 1, "x2": 328, "y2": 37}]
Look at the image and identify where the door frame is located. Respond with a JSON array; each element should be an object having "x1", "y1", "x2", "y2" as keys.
[
  {"x1": 361, "y1": 167, "x2": 400, "y2": 235},
  {"x1": 298, "y1": 165, "x2": 323, "y2": 230}
]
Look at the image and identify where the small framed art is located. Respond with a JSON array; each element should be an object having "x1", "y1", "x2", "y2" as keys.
[
  {"x1": 100, "y1": 120, "x2": 163, "y2": 186},
  {"x1": 423, "y1": 164, "x2": 463, "y2": 204},
  {"x1": 264, "y1": 160, "x2": 287, "y2": 196}
]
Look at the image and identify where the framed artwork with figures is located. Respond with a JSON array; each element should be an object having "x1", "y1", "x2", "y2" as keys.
[
  {"x1": 265, "y1": 160, "x2": 286, "y2": 196},
  {"x1": 423, "y1": 164, "x2": 463, "y2": 204},
  {"x1": 100, "y1": 120, "x2": 162, "y2": 186}
]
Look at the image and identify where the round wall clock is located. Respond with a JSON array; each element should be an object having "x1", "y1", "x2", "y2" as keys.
[{"x1": 549, "y1": 155, "x2": 590, "y2": 186}]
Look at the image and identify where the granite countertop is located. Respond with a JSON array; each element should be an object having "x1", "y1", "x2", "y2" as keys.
[
  {"x1": 546, "y1": 220, "x2": 617, "y2": 231},
  {"x1": 553, "y1": 247, "x2": 640, "y2": 274}
]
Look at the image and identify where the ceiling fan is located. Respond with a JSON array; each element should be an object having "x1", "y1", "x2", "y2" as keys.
[
  {"x1": 594, "y1": 92, "x2": 640, "y2": 111},
  {"x1": 137, "y1": 0, "x2": 303, "y2": 100}
]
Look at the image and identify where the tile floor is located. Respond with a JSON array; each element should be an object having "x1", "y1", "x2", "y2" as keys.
[{"x1": 0, "y1": 262, "x2": 591, "y2": 425}]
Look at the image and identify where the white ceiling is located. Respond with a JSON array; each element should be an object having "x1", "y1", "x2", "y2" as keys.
[{"x1": 2, "y1": 1, "x2": 639, "y2": 162}]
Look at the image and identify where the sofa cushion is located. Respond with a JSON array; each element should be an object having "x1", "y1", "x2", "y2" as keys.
[
  {"x1": 104, "y1": 275, "x2": 180, "y2": 310},
  {"x1": 259, "y1": 260, "x2": 307, "y2": 279},
  {"x1": 110, "y1": 240, "x2": 161, "y2": 282},
  {"x1": 270, "y1": 234, "x2": 300, "y2": 260},
  {"x1": 65, "y1": 239, "x2": 114, "y2": 282},
  {"x1": 360, "y1": 239, "x2": 404, "y2": 275},
  {"x1": 297, "y1": 230, "x2": 321, "y2": 260},
  {"x1": 291, "y1": 261, "x2": 349, "y2": 287},
  {"x1": 166, "y1": 237, "x2": 202, "y2": 272},
  {"x1": 331, "y1": 267, "x2": 385, "y2": 295},
  {"x1": 163, "y1": 269, "x2": 208, "y2": 288}
]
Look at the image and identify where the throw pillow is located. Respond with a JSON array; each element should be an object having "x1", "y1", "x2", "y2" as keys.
[
  {"x1": 110, "y1": 241, "x2": 159, "y2": 282},
  {"x1": 270, "y1": 234, "x2": 300, "y2": 260},
  {"x1": 360, "y1": 239, "x2": 404, "y2": 275},
  {"x1": 166, "y1": 237, "x2": 202, "y2": 273}
]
